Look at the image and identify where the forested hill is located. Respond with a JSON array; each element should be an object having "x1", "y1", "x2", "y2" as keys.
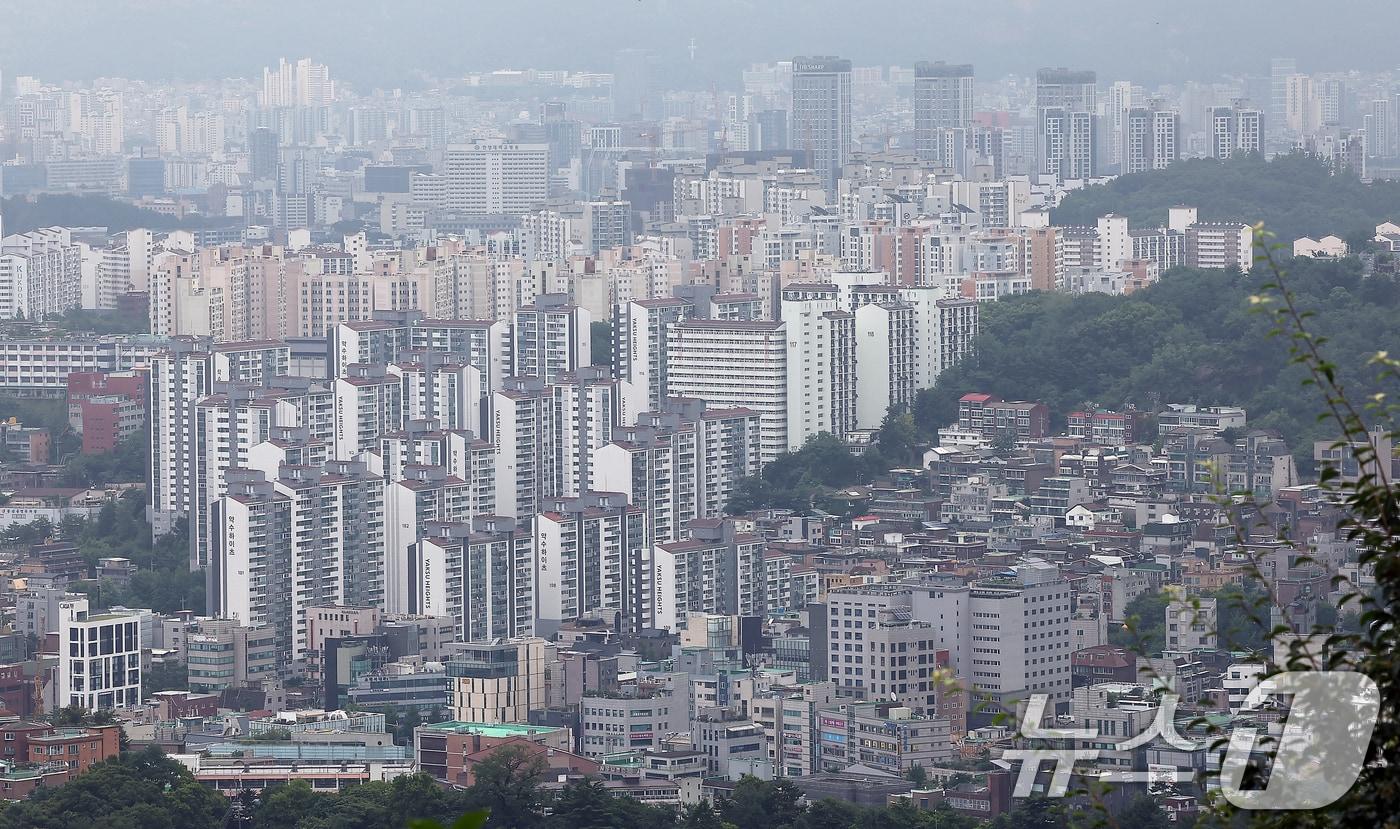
[
  {"x1": 1049, "y1": 153, "x2": 1400, "y2": 247},
  {"x1": 0, "y1": 194, "x2": 234, "y2": 236},
  {"x1": 912, "y1": 256, "x2": 1400, "y2": 459}
]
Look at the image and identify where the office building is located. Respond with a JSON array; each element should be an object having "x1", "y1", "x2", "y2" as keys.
[
  {"x1": 445, "y1": 637, "x2": 548, "y2": 723},
  {"x1": 914, "y1": 62, "x2": 974, "y2": 163},
  {"x1": 790, "y1": 56, "x2": 852, "y2": 191},
  {"x1": 57, "y1": 601, "x2": 143, "y2": 710}
]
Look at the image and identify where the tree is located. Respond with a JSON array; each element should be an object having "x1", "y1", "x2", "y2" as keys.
[
  {"x1": 1115, "y1": 795, "x2": 1172, "y2": 829},
  {"x1": 49, "y1": 704, "x2": 117, "y2": 726},
  {"x1": 250, "y1": 727, "x2": 293, "y2": 741},
  {"x1": 1110, "y1": 588, "x2": 1171, "y2": 655},
  {"x1": 987, "y1": 797, "x2": 1067, "y2": 829},
  {"x1": 549, "y1": 778, "x2": 618, "y2": 829},
  {"x1": 793, "y1": 799, "x2": 863, "y2": 829},
  {"x1": 875, "y1": 409, "x2": 922, "y2": 467},
  {"x1": 252, "y1": 780, "x2": 325, "y2": 829},
  {"x1": 142, "y1": 660, "x2": 188, "y2": 697},
  {"x1": 905, "y1": 764, "x2": 929, "y2": 787},
  {"x1": 718, "y1": 777, "x2": 805, "y2": 829},
  {"x1": 1050, "y1": 153, "x2": 1400, "y2": 247},
  {"x1": 0, "y1": 748, "x2": 228, "y2": 829},
  {"x1": 467, "y1": 744, "x2": 549, "y2": 829},
  {"x1": 910, "y1": 255, "x2": 1400, "y2": 472},
  {"x1": 680, "y1": 801, "x2": 728, "y2": 829}
]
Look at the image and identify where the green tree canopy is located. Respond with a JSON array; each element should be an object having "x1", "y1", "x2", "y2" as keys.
[{"x1": 1051, "y1": 152, "x2": 1400, "y2": 248}]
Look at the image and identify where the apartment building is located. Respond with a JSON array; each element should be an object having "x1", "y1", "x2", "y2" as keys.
[{"x1": 666, "y1": 319, "x2": 790, "y2": 462}]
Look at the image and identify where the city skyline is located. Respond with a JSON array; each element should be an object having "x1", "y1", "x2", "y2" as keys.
[{"x1": 3, "y1": 0, "x2": 1400, "y2": 88}]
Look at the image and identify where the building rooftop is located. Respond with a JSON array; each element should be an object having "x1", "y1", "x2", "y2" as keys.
[{"x1": 419, "y1": 721, "x2": 562, "y2": 738}]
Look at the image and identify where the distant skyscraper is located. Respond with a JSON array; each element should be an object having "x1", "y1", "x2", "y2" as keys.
[
  {"x1": 1369, "y1": 98, "x2": 1395, "y2": 158},
  {"x1": 248, "y1": 127, "x2": 279, "y2": 181},
  {"x1": 612, "y1": 48, "x2": 657, "y2": 121},
  {"x1": 754, "y1": 109, "x2": 789, "y2": 151},
  {"x1": 1106, "y1": 80, "x2": 1134, "y2": 168},
  {"x1": 790, "y1": 56, "x2": 852, "y2": 191},
  {"x1": 914, "y1": 62, "x2": 974, "y2": 163},
  {"x1": 1036, "y1": 68, "x2": 1097, "y2": 180},
  {"x1": 1270, "y1": 57, "x2": 1297, "y2": 138},
  {"x1": 1319, "y1": 78, "x2": 1346, "y2": 128},
  {"x1": 261, "y1": 57, "x2": 333, "y2": 108},
  {"x1": 127, "y1": 155, "x2": 165, "y2": 199}
]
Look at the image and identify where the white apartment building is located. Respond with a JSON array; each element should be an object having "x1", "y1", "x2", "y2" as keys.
[
  {"x1": 534, "y1": 492, "x2": 648, "y2": 635},
  {"x1": 666, "y1": 319, "x2": 790, "y2": 462},
  {"x1": 214, "y1": 456, "x2": 382, "y2": 672},
  {"x1": 390, "y1": 351, "x2": 483, "y2": 434},
  {"x1": 491, "y1": 378, "x2": 559, "y2": 519},
  {"x1": 212, "y1": 341, "x2": 291, "y2": 387},
  {"x1": 853, "y1": 302, "x2": 915, "y2": 430},
  {"x1": 148, "y1": 249, "x2": 209, "y2": 337},
  {"x1": 333, "y1": 365, "x2": 405, "y2": 460},
  {"x1": 148, "y1": 341, "x2": 213, "y2": 537},
  {"x1": 591, "y1": 400, "x2": 762, "y2": 545},
  {"x1": 415, "y1": 516, "x2": 534, "y2": 643},
  {"x1": 383, "y1": 465, "x2": 473, "y2": 615},
  {"x1": 192, "y1": 381, "x2": 334, "y2": 570},
  {"x1": 0, "y1": 227, "x2": 82, "y2": 320},
  {"x1": 1185, "y1": 222, "x2": 1254, "y2": 271},
  {"x1": 652, "y1": 521, "x2": 767, "y2": 631},
  {"x1": 375, "y1": 421, "x2": 495, "y2": 509},
  {"x1": 512, "y1": 294, "x2": 591, "y2": 383},
  {"x1": 781, "y1": 292, "x2": 856, "y2": 447},
  {"x1": 616, "y1": 297, "x2": 694, "y2": 412}
]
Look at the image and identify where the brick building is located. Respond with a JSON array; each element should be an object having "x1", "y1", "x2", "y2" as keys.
[{"x1": 66, "y1": 371, "x2": 147, "y2": 454}]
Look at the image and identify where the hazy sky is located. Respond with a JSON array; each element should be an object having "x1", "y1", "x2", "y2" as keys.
[{"x1": 3, "y1": 0, "x2": 1398, "y2": 89}]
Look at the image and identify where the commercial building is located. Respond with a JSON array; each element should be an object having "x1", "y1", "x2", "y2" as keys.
[
  {"x1": 914, "y1": 62, "x2": 975, "y2": 164},
  {"x1": 444, "y1": 637, "x2": 548, "y2": 723},
  {"x1": 790, "y1": 57, "x2": 852, "y2": 191},
  {"x1": 57, "y1": 602, "x2": 143, "y2": 710}
]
